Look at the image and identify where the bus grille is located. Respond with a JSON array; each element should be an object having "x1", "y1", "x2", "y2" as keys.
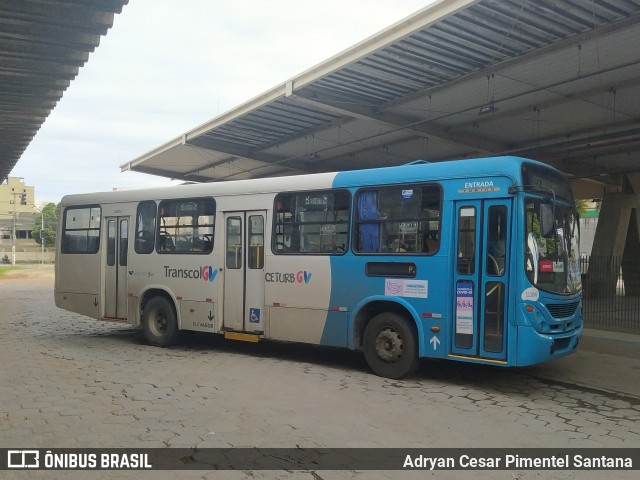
[{"x1": 545, "y1": 302, "x2": 579, "y2": 319}]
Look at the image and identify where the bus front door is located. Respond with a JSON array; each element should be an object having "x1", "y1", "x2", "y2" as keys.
[
  {"x1": 451, "y1": 200, "x2": 511, "y2": 362},
  {"x1": 222, "y1": 211, "x2": 266, "y2": 334},
  {"x1": 104, "y1": 216, "x2": 129, "y2": 319}
]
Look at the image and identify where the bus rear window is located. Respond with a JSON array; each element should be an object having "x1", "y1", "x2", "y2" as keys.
[
  {"x1": 62, "y1": 205, "x2": 101, "y2": 254},
  {"x1": 354, "y1": 184, "x2": 441, "y2": 254}
]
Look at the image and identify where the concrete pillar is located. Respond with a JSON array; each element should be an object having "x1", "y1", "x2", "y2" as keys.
[
  {"x1": 622, "y1": 207, "x2": 640, "y2": 296},
  {"x1": 586, "y1": 181, "x2": 640, "y2": 298},
  {"x1": 622, "y1": 173, "x2": 640, "y2": 297}
]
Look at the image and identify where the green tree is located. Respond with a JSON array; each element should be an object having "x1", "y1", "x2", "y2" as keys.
[{"x1": 32, "y1": 203, "x2": 60, "y2": 248}]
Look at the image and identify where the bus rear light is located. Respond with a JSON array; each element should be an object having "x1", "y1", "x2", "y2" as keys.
[
  {"x1": 430, "y1": 326, "x2": 440, "y2": 332},
  {"x1": 525, "y1": 305, "x2": 534, "y2": 312}
]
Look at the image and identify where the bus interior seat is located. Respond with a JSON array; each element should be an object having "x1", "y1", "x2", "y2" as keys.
[
  {"x1": 425, "y1": 234, "x2": 438, "y2": 252},
  {"x1": 159, "y1": 233, "x2": 175, "y2": 252},
  {"x1": 191, "y1": 237, "x2": 205, "y2": 251}
]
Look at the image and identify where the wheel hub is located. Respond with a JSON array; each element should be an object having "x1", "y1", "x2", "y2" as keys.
[
  {"x1": 375, "y1": 327, "x2": 404, "y2": 362},
  {"x1": 151, "y1": 311, "x2": 167, "y2": 335}
]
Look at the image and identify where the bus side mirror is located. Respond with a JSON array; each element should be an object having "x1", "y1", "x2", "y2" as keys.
[{"x1": 540, "y1": 204, "x2": 555, "y2": 238}]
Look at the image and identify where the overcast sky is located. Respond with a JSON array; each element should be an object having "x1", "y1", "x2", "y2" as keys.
[{"x1": 11, "y1": 0, "x2": 432, "y2": 203}]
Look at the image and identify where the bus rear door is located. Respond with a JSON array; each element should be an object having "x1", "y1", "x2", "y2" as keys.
[
  {"x1": 104, "y1": 216, "x2": 129, "y2": 319},
  {"x1": 451, "y1": 200, "x2": 511, "y2": 362},
  {"x1": 222, "y1": 211, "x2": 266, "y2": 334}
]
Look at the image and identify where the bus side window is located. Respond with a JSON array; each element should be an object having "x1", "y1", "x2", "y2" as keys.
[
  {"x1": 156, "y1": 198, "x2": 215, "y2": 254},
  {"x1": 354, "y1": 184, "x2": 440, "y2": 255},
  {"x1": 135, "y1": 201, "x2": 156, "y2": 254},
  {"x1": 61, "y1": 205, "x2": 101, "y2": 254},
  {"x1": 273, "y1": 190, "x2": 350, "y2": 255},
  {"x1": 487, "y1": 205, "x2": 507, "y2": 276},
  {"x1": 457, "y1": 207, "x2": 476, "y2": 275}
]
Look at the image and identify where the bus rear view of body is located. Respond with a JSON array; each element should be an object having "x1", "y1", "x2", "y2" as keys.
[{"x1": 55, "y1": 156, "x2": 582, "y2": 378}]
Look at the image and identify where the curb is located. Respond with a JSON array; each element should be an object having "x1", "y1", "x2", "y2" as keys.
[{"x1": 581, "y1": 328, "x2": 640, "y2": 360}]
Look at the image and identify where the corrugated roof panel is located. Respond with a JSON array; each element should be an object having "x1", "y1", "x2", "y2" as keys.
[
  {"x1": 312, "y1": 72, "x2": 403, "y2": 104},
  {"x1": 365, "y1": 50, "x2": 450, "y2": 87},
  {"x1": 397, "y1": 37, "x2": 488, "y2": 72},
  {"x1": 311, "y1": 0, "x2": 640, "y2": 112},
  {"x1": 0, "y1": 0, "x2": 129, "y2": 181},
  {"x1": 198, "y1": 99, "x2": 343, "y2": 149}
]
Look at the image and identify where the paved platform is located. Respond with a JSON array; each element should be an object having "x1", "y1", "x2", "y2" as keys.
[{"x1": 1, "y1": 266, "x2": 638, "y2": 480}]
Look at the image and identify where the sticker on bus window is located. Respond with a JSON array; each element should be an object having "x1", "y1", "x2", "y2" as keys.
[
  {"x1": 402, "y1": 189, "x2": 414, "y2": 199},
  {"x1": 539, "y1": 260, "x2": 554, "y2": 272},
  {"x1": 456, "y1": 281, "x2": 474, "y2": 335}
]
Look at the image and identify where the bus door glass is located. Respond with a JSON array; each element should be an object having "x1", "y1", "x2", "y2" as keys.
[
  {"x1": 451, "y1": 200, "x2": 510, "y2": 360},
  {"x1": 104, "y1": 216, "x2": 129, "y2": 319},
  {"x1": 222, "y1": 211, "x2": 266, "y2": 333}
]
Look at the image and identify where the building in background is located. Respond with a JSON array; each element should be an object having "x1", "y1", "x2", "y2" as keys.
[{"x1": 0, "y1": 177, "x2": 52, "y2": 262}]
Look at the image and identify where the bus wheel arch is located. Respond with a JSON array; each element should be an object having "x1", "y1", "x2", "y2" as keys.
[
  {"x1": 354, "y1": 301, "x2": 420, "y2": 379},
  {"x1": 140, "y1": 289, "x2": 180, "y2": 347}
]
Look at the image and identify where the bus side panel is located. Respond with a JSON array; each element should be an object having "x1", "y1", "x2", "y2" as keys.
[
  {"x1": 264, "y1": 255, "x2": 338, "y2": 344},
  {"x1": 126, "y1": 254, "x2": 222, "y2": 331},
  {"x1": 325, "y1": 251, "x2": 452, "y2": 357},
  {"x1": 55, "y1": 252, "x2": 102, "y2": 320}
]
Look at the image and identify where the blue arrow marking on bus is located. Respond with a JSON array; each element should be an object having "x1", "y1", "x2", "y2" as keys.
[{"x1": 430, "y1": 336, "x2": 440, "y2": 350}]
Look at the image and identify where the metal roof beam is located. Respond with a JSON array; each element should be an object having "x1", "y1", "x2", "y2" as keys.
[
  {"x1": 556, "y1": 151, "x2": 640, "y2": 179},
  {"x1": 507, "y1": 118, "x2": 640, "y2": 157},
  {"x1": 291, "y1": 87, "x2": 509, "y2": 154},
  {"x1": 463, "y1": 65, "x2": 640, "y2": 129}
]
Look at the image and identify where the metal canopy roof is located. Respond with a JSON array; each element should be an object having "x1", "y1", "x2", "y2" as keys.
[
  {"x1": 124, "y1": 0, "x2": 640, "y2": 194},
  {"x1": 0, "y1": 0, "x2": 128, "y2": 182}
]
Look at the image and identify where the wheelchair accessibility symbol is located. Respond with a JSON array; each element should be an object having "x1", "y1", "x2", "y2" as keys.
[{"x1": 249, "y1": 308, "x2": 261, "y2": 324}]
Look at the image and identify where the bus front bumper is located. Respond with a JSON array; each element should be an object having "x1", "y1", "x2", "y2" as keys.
[{"x1": 515, "y1": 324, "x2": 583, "y2": 366}]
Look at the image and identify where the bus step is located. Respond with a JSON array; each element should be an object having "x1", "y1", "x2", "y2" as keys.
[{"x1": 224, "y1": 331, "x2": 260, "y2": 343}]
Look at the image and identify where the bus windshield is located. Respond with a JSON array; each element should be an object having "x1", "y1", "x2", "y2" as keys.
[{"x1": 525, "y1": 199, "x2": 581, "y2": 294}]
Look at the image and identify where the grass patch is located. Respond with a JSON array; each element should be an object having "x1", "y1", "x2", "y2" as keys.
[{"x1": 0, "y1": 266, "x2": 23, "y2": 277}]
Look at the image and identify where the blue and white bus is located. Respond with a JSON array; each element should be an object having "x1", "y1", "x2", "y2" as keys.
[{"x1": 55, "y1": 156, "x2": 582, "y2": 378}]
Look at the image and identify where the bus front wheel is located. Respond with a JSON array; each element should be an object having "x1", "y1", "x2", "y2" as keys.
[
  {"x1": 363, "y1": 312, "x2": 419, "y2": 379},
  {"x1": 142, "y1": 296, "x2": 179, "y2": 347}
]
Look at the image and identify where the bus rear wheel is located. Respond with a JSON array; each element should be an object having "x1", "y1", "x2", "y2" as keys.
[
  {"x1": 363, "y1": 312, "x2": 419, "y2": 379},
  {"x1": 142, "y1": 296, "x2": 179, "y2": 347}
]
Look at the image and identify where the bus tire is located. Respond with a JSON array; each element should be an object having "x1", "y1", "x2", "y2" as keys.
[
  {"x1": 142, "y1": 296, "x2": 180, "y2": 347},
  {"x1": 363, "y1": 312, "x2": 419, "y2": 379}
]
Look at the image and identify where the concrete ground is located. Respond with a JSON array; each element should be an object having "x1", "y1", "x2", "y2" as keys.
[{"x1": 0, "y1": 266, "x2": 638, "y2": 480}]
